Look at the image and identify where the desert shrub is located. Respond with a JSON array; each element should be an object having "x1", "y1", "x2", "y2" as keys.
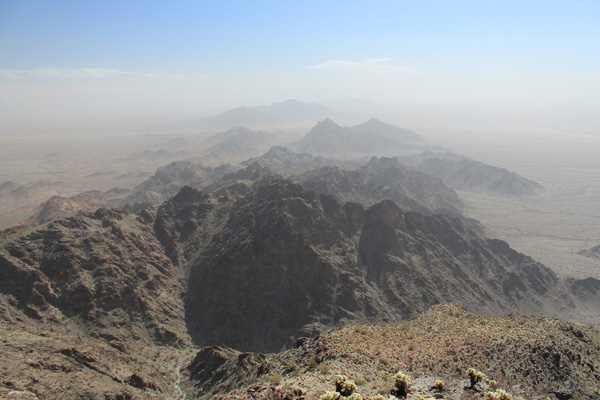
[
  {"x1": 394, "y1": 371, "x2": 411, "y2": 396},
  {"x1": 287, "y1": 361, "x2": 297, "y2": 370},
  {"x1": 488, "y1": 379, "x2": 499, "y2": 389},
  {"x1": 433, "y1": 379, "x2": 445, "y2": 391},
  {"x1": 318, "y1": 364, "x2": 330, "y2": 374},
  {"x1": 466, "y1": 368, "x2": 487, "y2": 388},
  {"x1": 266, "y1": 374, "x2": 283, "y2": 385},
  {"x1": 308, "y1": 357, "x2": 319, "y2": 369},
  {"x1": 346, "y1": 394, "x2": 363, "y2": 400},
  {"x1": 354, "y1": 326, "x2": 368, "y2": 335},
  {"x1": 379, "y1": 358, "x2": 389, "y2": 366},
  {"x1": 335, "y1": 375, "x2": 357, "y2": 396},
  {"x1": 484, "y1": 389, "x2": 513, "y2": 400},
  {"x1": 320, "y1": 391, "x2": 340, "y2": 400},
  {"x1": 355, "y1": 378, "x2": 366, "y2": 386}
]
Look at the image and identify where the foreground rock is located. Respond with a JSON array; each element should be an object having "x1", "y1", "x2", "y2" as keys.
[{"x1": 184, "y1": 304, "x2": 600, "y2": 399}]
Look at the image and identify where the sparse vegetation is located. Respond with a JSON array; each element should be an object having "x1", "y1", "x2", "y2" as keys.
[
  {"x1": 466, "y1": 367, "x2": 488, "y2": 388},
  {"x1": 335, "y1": 375, "x2": 358, "y2": 396},
  {"x1": 394, "y1": 371, "x2": 411, "y2": 396},
  {"x1": 433, "y1": 379, "x2": 445, "y2": 391},
  {"x1": 318, "y1": 364, "x2": 330, "y2": 374},
  {"x1": 355, "y1": 377, "x2": 366, "y2": 386},
  {"x1": 320, "y1": 391, "x2": 340, "y2": 400},
  {"x1": 484, "y1": 389, "x2": 513, "y2": 400},
  {"x1": 266, "y1": 374, "x2": 283, "y2": 385}
]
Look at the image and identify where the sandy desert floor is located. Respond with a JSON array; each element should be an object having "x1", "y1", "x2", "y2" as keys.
[{"x1": 424, "y1": 127, "x2": 600, "y2": 280}]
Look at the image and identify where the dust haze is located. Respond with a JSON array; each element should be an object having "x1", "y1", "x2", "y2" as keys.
[{"x1": 2, "y1": 102, "x2": 598, "y2": 281}]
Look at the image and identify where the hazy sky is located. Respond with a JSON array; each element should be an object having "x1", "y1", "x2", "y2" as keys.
[{"x1": 1, "y1": 0, "x2": 599, "y2": 135}]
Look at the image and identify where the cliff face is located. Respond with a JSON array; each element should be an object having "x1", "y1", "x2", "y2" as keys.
[
  {"x1": 0, "y1": 208, "x2": 189, "y2": 348},
  {"x1": 146, "y1": 179, "x2": 571, "y2": 352},
  {"x1": 0, "y1": 177, "x2": 589, "y2": 356}
]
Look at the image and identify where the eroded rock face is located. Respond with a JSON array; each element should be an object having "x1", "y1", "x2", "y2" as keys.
[
  {"x1": 1, "y1": 175, "x2": 597, "y2": 373},
  {"x1": 184, "y1": 346, "x2": 271, "y2": 398},
  {"x1": 158, "y1": 179, "x2": 578, "y2": 352},
  {"x1": 0, "y1": 208, "x2": 189, "y2": 347}
]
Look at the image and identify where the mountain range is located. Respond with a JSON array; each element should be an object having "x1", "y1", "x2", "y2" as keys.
[
  {"x1": 0, "y1": 104, "x2": 594, "y2": 399},
  {"x1": 288, "y1": 119, "x2": 432, "y2": 158},
  {"x1": 198, "y1": 99, "x2": 341, "y2": 129}
]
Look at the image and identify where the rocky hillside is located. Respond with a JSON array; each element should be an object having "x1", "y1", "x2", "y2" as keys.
[
  {"x1": 122, "y1": 160, "x2": 234, "y2": 211},
  {"x1": 296, "y1": 156, "x2": 462, "y2": 215},
  {"x1": 1, "y1": 176, "x2": 600, "y2": 398},
  {"x1": 159, "y1": 178, "x2": 595, "y2": 352},
  {"x1": 242, "y1": 146, "x2": 361, "y2": 175},
  {"x1": 184, "y1": 304, "x2": 600, "y2": 399},
  {"x1": 0, "y1": 208, "x2": 191, "y2": 399},
  {"x1": 29, "y1": 188, "x2": 131, "y2": 225}
]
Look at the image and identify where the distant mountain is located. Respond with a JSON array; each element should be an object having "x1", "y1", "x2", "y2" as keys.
[
  {"x1": 579, "y1": 245, "x2": 600, "y2": 260},
  {"x1": 241, "y1": 146, "x2": 361, "y2": 175},
  {"x1": 288, "y1": 119, "x2": 434, "y2": 158},
  {"x1": 198, "y1": 99, "x2": 340, "y2": 129},
  {"x1": 415, "y1": 158, "x2": 544, "y2": 196},
  {"x1": 351, "y1": 118, "x2": 425, "y2": 142},
  {"x1": 0, "y1": 180, "x2": 61, "y2": 201},
  {"x1": 30, "y1": 189, "x2": 131, "y2": 225},
  {"x1": 122, "y1": 161, "x2": 233, "y2": 211},
  {"x1": 296, "y1": 156, "x2": 462, "y2": 215},
  {"x1": 199, "y1": 127, "x2": 282, "y2": 165}
]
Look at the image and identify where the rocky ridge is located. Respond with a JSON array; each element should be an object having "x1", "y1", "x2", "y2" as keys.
[
  {"x1": 1, "y1": 173, "x2": 600, "y2": 398},
  {"x1": 184, "y1": 304, "x2": 600, "y2": 399},
  {"x1": 296, "y1": 156, "x2": 462, "y2": 215}
]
